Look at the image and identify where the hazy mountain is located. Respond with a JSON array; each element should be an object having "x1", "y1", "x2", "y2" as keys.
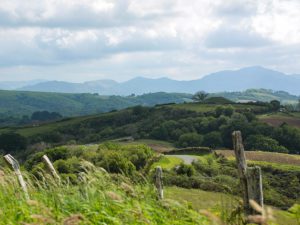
[
  {"x1": 0, "y1": 80, "x2": 45, "y2": 90},
  {"x1": 20, "y1": 80, "x2": 119, "y2": 94},
  {"x1": 8, "y1": 66, "x2": 300, "y2": 95},
  {"x1": 291, "y1": 74, "x2": 300, "y2": 80}
]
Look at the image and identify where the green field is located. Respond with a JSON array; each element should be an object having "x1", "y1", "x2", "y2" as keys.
[
  {"x1": 0, "y1": 113, "x2": 101, "y2": 137},
  {"x1": 165, "y1": 187, "x2": 298, "y2": 225},
  {"x1": 151, "y1": 156, "x2": 183, "y2": 169},
  {"x1": 169, "y1": 102, "x2": 267, "y2": 113},
  {"x1": 118, "y1": 139, "x2": 175, "y2": 153}
]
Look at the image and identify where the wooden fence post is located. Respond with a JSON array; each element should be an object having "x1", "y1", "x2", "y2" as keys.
[
  {"x1": 232, "y1": 131, "x2": 264, "y2": 216},
  {"x1": 246, "y1": 166, "x2": 263, "y2": 209},
  {"x1": 42, "y1": 155, "x2": 60, "y2": 182},
  {"x1": 155, "y1": 166, "x2": 163, "y2": 199},
  {"x1": 232, "y1": 131, "x2": 250, "y2": 212},
  {"x1": 4, "y1": 154, "x2": 29, "y2": 200}
]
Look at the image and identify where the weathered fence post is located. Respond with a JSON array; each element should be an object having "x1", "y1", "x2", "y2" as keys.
[
  {"x1": 246, "y1": 167, "x2": 263, "y2": 209},
  {"x1": 155, "y1": 166, "x2": 163, "y2": 199},
  {"x1": 4, "y1": 154, "x2": 29, "y2": 200},
  {"x1": 42, "y1": 155, "x2": 60, "y2": 182},
  {"x1": 232, "y1": 131, "x2": 250, "y2": 212},
  {"x1": 232, "y1": 131, "x2": 263, "y2": 217}
]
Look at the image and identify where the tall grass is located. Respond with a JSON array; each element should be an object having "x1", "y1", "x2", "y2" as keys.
[{"x1": 0, "y1": 167, "x2": 208, "y2": 225}]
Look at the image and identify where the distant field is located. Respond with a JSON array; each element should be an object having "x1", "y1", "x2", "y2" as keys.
[
  {"x1": 169, "y1": 102, "x2": 267, "y2": 113},
  {"x1": 259, "y1": 112, "x2": 300, "y2": 128},
  {"x1": 151, "y1": 156, "x2": 183, "y2": 170},
  {"x1": 216, "y1": 150, "x2": 300, "y2": 166},
  {"x1": 165, "y1": 187, "x2": 297, "y2": 225},
  {"x1": 120, "y1": 139, "x2": 175, "y2": 153},
  {"x1": 0, "y1": 114, "x2": 101, "y2": 137}
]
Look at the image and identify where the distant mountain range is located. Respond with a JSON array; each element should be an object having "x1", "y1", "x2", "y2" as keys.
[
  {"x1": 0, "y1": 80, "x2": 46, "y2": 90},
  {"x1": 1, "y1": 66, "x2": 300, "y2": 95}
]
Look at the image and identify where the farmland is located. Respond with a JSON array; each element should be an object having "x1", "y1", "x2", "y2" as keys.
[
  {"x1": 259, "y1": 112, "x2": 300, "y2": 129},
  {"x1": 215, "y1": 150, "x2": 300, "y2": 166},
  {"x1": 165, "y1": 187, "x2": 298, "y2": 225}
]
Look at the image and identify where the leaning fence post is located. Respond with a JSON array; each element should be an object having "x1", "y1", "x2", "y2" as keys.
[
  {"x1": 232, "y1": 131, "x2": 264, "y2": 217},
  {"x1": 42, "y1": 155, "x2": 60, "y2": 182},
  {"x1": 232, "y1": 131, "x2": 250, "y2": 212},
  {"x1": 246, "y1": 166, "x2": 264, "y2": 209},
  {"x1": 4, "y1": 154, "x2": 29, "y2": 200},
  {"x1": 155, "y1": 166, "x2": 163, "y2": 199}
]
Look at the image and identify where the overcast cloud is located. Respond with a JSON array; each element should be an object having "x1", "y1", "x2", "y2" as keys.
[{"x1": 0, "y1": 0, "x2": 299, "y2": 82}]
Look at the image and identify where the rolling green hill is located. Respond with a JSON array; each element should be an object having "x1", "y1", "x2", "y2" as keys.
[
  {"x1": 213, "y1": 89, "x2": 299, "y2": 105},
  {"x1": 0, "y1": 90, "x2": 192, "y2": 118}
]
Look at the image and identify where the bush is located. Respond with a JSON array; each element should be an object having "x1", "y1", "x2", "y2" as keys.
[
  {"x1": 202, "y1": 131, "x2": 223, "y2": 149},
  {"x1": 99, "y1": 151, "x2": 136, "y2": 175},
  {"x1": 0, "y1": 132, "x2": 27, "y2": 153},
  {"x1": 177, "y1": 133, "x2": 203, "y2": 147},
  {"x1": 245, "y1": 135, "x2": 288, "y2": 153},
  {"x1": 174, "y1": 163, "x2": 195, "y2": 177}
]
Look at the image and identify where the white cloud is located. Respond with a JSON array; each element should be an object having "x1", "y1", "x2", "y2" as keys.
[{"x1": 0, "y1": 0, "x2": 299, "y2": 82}]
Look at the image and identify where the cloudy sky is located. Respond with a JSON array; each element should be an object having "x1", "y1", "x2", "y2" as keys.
[{"x1": 0, "y1": 0, "x2": 299, "y2": 82}]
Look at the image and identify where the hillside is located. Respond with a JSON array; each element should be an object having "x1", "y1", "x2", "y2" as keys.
[
  {"x1": 0, "y1": 90, "x2": 192, "y2": 118},
  {"x1": 0, "y1": 88, "x2": 298, "y2": 124},
  {"x1": 213, "y1": 89, "x2": 300, "y2": 105},
  {"x1": 259, "y1": 112, "x2": 300, "y2": 129},
  {"x1": 1, "y1": 143, "x2": 298, "y2": 224},
  {"x1": 1, "y1": 100, "x2": 300, "y2": 155},
  {"x1": 4, "y1": 66, "x2": 300, "y2": 95},
  {"x1": 1, "y1": 102, "x2": 300, "y2": 224}
]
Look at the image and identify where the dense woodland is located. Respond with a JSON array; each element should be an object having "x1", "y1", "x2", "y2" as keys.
[{"x1": 2, "y1": 99, "x2": 299, "y2": 156}]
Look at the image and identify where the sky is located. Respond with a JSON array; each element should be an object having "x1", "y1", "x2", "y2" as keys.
[{"x1": 0, "y1": 0, "x2": 299, "y2": 82}]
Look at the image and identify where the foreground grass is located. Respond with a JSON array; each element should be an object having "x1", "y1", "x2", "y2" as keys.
[
  {"x1": 0, "y1": 169, "x2": 208, "y2": 225},
  {"x1": 165, "y1": 186, "x2": 298, "y2": 225}
]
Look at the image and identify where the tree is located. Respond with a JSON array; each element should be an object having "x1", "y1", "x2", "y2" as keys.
[
  {"x1": 192, "y1": 91, "x2": 208, "y2": 102},
  {"x1": 297, "y1": 99, "x2": 300, "y2": 112},
  {"x1": 269, "y1": 100, "x2": 281, "y2": 111},
  {"x1": 203, "y1": 131, "x2": 223, "y2": 149},
  {"x1": 31, "y1": 111, "x2": 62, "y2": 122},
  {"x1": 245, "y1": 134, "x2": 288, "y2": 153},
  {"x1": 0, "y1": 132, "x2": 27, "y2": 153},
  {"x1": 177, "y1": 132, "x2": 203, "y2": 147}
]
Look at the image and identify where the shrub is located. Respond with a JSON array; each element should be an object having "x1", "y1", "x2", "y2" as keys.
[
  {"x1": 202, "y1": 131, "x2": 223, "y2": 149},
  {"x1": 99, "y1": 151, "x2": 136, "y2": 175},
  {"x1": 245, "y1": 135, "x2": 288, "y2": 153},
  {"x1": 0, "y1": 132, "x2": 27, "y2": 153},
  {"x1": 177, "y1": 133, "x2": 203, "y2": 147},
  {"x1": 174, "y1": 163, "x2": 195, "y2": 177}
]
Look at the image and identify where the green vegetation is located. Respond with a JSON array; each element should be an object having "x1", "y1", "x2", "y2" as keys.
[
  {"x1": 1, "y1": 142, "x2": 299, "y2": 224},
  {"x1": 151, "y1": 156, "x2": 183, "y2": 170},
  {"x1": 0, "y1": 170, "x2": 207, "y2": 224},
  {"x1": 165, "y1": 187, "x2": 298, "y2": 225},
  {"x1": 1, "y1": 100, "x2": 300, "y2": 155},
  {"x1": 212, "y1": 89, "x2": 300, "y2": 105},
  {"x1": 192, "y1": 91, "x2": 209, "y2": 102},
  {"x1": 160, "y1": 153, "x2": 300, "y2": 209},
  {"x1": 0, "y1": 90, "x2": 192, "y2": 126},
  {"x1": 215, "y1": 150, "x2": 300, "y2": 166},
  {"x1": 259, "y1": 112, "x2": 300, "y2": 129}
]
